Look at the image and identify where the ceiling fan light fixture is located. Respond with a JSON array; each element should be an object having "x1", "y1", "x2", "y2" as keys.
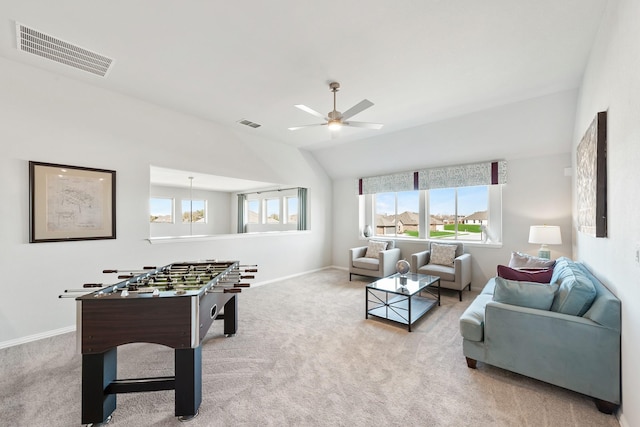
[{"x1": 327, "y1": 119, "x2": 342, "y2": 130}]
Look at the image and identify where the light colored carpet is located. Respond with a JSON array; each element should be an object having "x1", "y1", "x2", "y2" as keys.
[{"x1": 0, "y1": 268, "x2": 619, "y2": 426}]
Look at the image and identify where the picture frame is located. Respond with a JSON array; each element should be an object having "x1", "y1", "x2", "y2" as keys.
[
  {"x1": 576, "y1": 111, "x2": 607, "y2": 238},
  {"x1": 29, "y1": 161, "x2": 116, "y2": 243}
]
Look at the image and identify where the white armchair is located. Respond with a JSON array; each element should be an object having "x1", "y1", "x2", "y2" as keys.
[
  {"x1": 410, "y1": 242, "x2": 471, "y2": 300},
  {"x1": 349, "y1": 239, "x2": 401, "y2": 281}
]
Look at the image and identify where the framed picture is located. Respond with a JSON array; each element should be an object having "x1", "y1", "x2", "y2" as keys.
[
  {"x1": 576, "y1": 111, "x2": 607, "y2": 238},
  {"x1": 29, "y1": 161, "x2": 116, "y2": 243}
]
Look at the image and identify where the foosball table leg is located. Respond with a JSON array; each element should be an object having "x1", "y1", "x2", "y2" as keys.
[
  {"x1": 81, "y1": 348, "x2": 117, "y2": 425},
  {"x1": 174, "y1": 346, "x2": 202, "y2": 421},
  {"x1": 222, "y1": 295, "x2": 238, "y2": 337}
]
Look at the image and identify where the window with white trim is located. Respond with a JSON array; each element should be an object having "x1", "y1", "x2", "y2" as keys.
[
  {"x1": 150, "y1": 197, "x2": 174, "y2": 223},
  {"x1": 181, "y1": 199, "x2": 207, "y2": 223}
]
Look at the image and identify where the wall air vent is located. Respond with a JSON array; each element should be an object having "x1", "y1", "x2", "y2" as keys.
[
  {"x1": 15, "y1": 22, "x2": 113, "y2": 77},
  {"x1": 237, "y1": 119, "x2": 261, "y2": 128}
]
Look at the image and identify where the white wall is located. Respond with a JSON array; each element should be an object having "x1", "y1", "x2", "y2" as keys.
[
  {"x1": 573, "y1": 0, "x2": 640, "y2": 425},
  {"x1": 330, "y1": 93, "x2": 575, "y2": 288},
  {"x1": 0, "y1": 58, "x2": 332, "y2": 345}
]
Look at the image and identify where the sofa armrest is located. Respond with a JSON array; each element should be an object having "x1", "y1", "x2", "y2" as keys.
[
  {"x1": 379, "y1": 247, "x2": 402, "y2": 276},
  {"x1": 410, "y1": 250, "x2": 430, "y2": 273},
  {"x1": 350, "y1": 246, "x2": 368, "y2": 262},
  {"x1": 484, "y1": 301, "x2": 620, "y2": 404}
]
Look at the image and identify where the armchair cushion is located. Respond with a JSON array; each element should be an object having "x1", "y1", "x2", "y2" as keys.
[
  {"x1": 418, "y1": 263, "x2": 455, "y2": 282},
  {"x1": 352, "y1": 257, "x2": 380, "y2": 271},
  {"x1": 430, "y1": 243, "x2": 457, "y2": 266}
]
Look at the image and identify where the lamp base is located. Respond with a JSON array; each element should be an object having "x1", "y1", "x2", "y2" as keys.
[{"x1": 538, "y1": 245, "x2": 551, "y2": 260}]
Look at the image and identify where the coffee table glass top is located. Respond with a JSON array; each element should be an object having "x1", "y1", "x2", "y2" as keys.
[{"x1": 366, "y1": 273, "x2": 439, "y2": 296}]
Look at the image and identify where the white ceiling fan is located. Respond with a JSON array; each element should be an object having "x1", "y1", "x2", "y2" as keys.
[{"x1": 288, "y1": 82, "x2": 383, "y2": 133}]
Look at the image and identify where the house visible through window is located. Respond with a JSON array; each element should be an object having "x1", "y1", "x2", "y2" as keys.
[
  {"x1": 429, "y1": 186, "x2": 488, "y2": 241},
  {"x1": 374, "y1": 191, "x2": 420, "y2": 238},
  {"x1": 150, "y1": 197, "x2": 174, "y2": 223},
  {"x1": 367, "y1": 185, "x2": 492, "y2": 241}
]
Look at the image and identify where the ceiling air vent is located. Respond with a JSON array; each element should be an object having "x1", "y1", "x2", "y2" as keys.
[
  {"x1": 15, "y1": 22, "x2": 113, "y2": 77},
  {"x1": 237, "y1": 119, "x2": 261, "y2": 128}
]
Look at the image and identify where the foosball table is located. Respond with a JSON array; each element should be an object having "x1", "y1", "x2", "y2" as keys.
[{"x1": 63, "y1": 260, "x2": 256, "y2": 425}]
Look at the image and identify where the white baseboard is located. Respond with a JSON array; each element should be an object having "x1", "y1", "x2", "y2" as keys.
[{"x1": 0, "y1": 325, "x2": 75, "y2": 350}]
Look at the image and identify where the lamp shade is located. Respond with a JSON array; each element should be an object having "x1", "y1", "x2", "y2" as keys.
[
  {"x1": 528, "y1": 225, "x2": 562, "y2": 259},
  {"x1": 528, "y1": 225, "x2": 562, "y2": 245}
]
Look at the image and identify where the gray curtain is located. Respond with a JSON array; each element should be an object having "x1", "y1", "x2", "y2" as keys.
[
  {"x1": 297, "y1": 187, "x2": 307, "y2": 231},
  {"x1": 237, "y1": 194, "x2": 246, "y2": 233}
]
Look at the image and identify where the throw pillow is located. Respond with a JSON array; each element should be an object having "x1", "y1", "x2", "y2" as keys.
[
  {"x1": 430, "y1": 243, "x2": 457, "y2": 266},
  {"x1": 497, "y1": 265, "x2": 554, "y2": 283},
  {"x1": 493, "y1": 277, "x2": 558, "y2": 310},
  {"x1": 508, "y1": 252, "x2": 556, "y2": 269},
  {"x1": 364, "y1": 240, "x2": 388, "y2": 259}
]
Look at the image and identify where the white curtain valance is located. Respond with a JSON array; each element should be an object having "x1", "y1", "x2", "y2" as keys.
[{"x1": 358, "y1": 161, "x2": 506, "y2": 195}]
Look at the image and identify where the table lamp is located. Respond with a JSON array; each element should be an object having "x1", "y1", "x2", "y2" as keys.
[{"x1": 528, "y1": 225, "x2": 562, "y2": 259}]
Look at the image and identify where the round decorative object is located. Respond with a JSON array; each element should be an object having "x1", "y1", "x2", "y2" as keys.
[
  {"x1": 363, "y1": 225, "x2": 372, "y2": 237},
  {"x1": 396, "y1": 259, "x2": 410, "y2": 276}
]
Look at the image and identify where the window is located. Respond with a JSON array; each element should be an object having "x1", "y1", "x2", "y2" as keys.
[
  {"x1": 285, "y1": 196, "x2": 298, "y2": 224},
  {"x1": 429, "y1": 186, "x2": 487, "y2": 241},
  {"x1": 246, "y1": 199, "x2": 259, "y2": 224},
  {"x1": 150, "y1": 197, "x2": 174, "y2": 223},
  {"x1": 182, "y1": 199, "x2": 207, "y2": 223},
  {"x1": 366, "y1": 185, "x2": 495, "y2": 242},
  {"x1": 265, "y1": 198, "x2": 280, "y2": 223},
  {"x1": 373, "y1": 191, "x2": 420, "y2": 238},
  {"x1": 239, "y1": 187, "x2": 307, "y2": 233}
]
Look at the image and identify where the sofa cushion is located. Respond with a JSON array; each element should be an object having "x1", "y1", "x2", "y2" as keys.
[
  {"x1": 459, "y1": 294, "x2": 493, "y2": 342},
  {"x1": 550, "y1": 258, "x2": 597, "y2": 316},
  {"x1": 430, "y1": 243, "x2": 457, "y2": 266},
  {"x1": 497, "y1": 265, "x2": 554, "y2": 283},
  {"x1": 508, "y1": 252, "x2": 556, "y2": 269},
  {"x1": 365, "y1": 240, "x2": 388, "y2": 258},
  {"x1": 493, "y1": 277, "x2": 558, "y2": 310}
]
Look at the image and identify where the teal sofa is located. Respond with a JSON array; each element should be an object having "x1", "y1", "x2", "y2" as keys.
[{"x1": 459, "y1": 257, "x2": 621, "y2": 413}]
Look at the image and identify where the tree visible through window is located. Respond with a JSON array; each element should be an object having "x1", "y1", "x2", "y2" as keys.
[
  {"x1": 265, "y1": 198, "x2": 280, "y2": 223},
  {"x1": 182, "y1": 200, "x2": 206, "y2": 223}
]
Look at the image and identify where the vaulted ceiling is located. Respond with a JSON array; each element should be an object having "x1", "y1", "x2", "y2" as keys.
[{"x1": 1, "y1": 1, "x2": 607, "y2": 151}]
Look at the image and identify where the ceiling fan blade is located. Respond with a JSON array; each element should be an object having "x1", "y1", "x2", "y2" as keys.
[
  {"x1": 341, "y1": 99, "x2": 374, "y2": 120},
  {"x1": 294, "y1": 104, "x2": 328, "y2": 120},
  {"x1": 288, "y1": 123, "x2": 327, "y2": 131},
  {"x1": 343, "y1": 121, "x2": 383, "y2": 130}
]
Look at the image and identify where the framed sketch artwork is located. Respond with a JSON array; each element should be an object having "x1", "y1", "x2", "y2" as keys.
[
  {"x1": 576, "y1": 111, "x2": 607, "y2": 238},
  {"x1": 29, "y1": 161, "x2": 116, "y2": 243}
]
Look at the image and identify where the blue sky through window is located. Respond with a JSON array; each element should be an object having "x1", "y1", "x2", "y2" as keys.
[{"x1": 376, "y1": 186, "x2": 488, "y2": 216}]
